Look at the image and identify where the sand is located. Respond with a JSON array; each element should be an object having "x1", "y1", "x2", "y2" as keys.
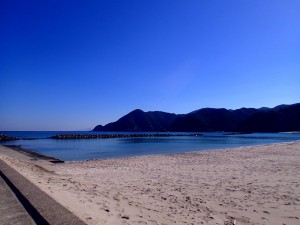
[{"x1": 0, "y1": 142, "x2": 300, "y2": 225}]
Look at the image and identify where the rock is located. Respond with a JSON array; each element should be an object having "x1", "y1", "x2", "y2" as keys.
[{"x1": 0, "y1": 134, "x2": 19, "y2": 142}]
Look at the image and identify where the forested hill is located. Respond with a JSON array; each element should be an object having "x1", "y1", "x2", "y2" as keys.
[{"x1": 93, "y1": 103, "x2": 300, "y2": 132}]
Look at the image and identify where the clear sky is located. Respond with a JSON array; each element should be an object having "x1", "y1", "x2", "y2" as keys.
[{"x1": 0, "y1": 0, "x2": 299, "y2": 131}]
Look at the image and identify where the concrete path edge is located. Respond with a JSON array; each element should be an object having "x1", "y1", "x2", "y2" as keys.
[{"x1": 0, "y1": 159, "x2": 86, "y2": 225}]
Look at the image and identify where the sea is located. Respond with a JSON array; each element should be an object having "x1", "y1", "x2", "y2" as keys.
[{"x1": 1, "y1": 131, "x2": 300, "y2": 161}]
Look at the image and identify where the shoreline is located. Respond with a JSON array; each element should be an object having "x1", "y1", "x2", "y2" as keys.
[
  {"x1": 1, "y1": 143, "x2": 300, "y2": 224},
  {"x1": 79, "y1": 140, "x2": 300, "y2": 163},
  {"x1": 2, "y1": 131, "x2": 300, "y2": 162},
  {"x1": 3, "y1": 144, "x2": 64, "y2": 163},
  {"x1": 3, "y1": 139, "x2": 300, "y2": 163}
]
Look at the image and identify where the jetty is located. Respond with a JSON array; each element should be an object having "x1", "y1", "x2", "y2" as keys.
[
  {"x1": 0, "y1": 134, "x2": 19, "y2": 142},
  {"x1": 50, "y1": 133, "x2": 203, "y2": 140}
]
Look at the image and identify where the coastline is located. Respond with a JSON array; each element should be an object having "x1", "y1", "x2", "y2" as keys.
[
  {"x1": 1, "y1": 142, "x2": 300, "y2": 225},
  {"x1": 3, "y1": 132, "x2": 300, "y2": 162},
  {"x1": 3, "y1": 144, "x2": 64, "y2": 163}
]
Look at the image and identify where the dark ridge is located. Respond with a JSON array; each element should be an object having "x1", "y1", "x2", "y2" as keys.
[
  {"x1": 237, "y1": 103, "x2": 300, "y2": 132},
  {"x1": 93, "y1": 103, "x2": 300, "y2": 132},
  {"x1": 96, "y1": 109, "x2": 177, "y2": 132},
  {"x1": 169, "y1": 108, "x2": 245, "y2": 132}
]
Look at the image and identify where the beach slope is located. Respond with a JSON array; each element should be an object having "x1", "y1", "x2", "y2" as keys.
[{"x1": 1, "y1": 143, "x2": 299, "y2": 225}]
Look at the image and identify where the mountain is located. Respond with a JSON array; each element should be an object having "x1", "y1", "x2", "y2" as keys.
[
  {"x1": 93, "y1": 103, "x2": 300, "y2": 132},
  {"x1": 237, "y1": 103, "x2": 300, "y2": 132},
  {"x1": 94, "y1": 109, "x2": 177, "y2": 132},
  {"x1": 169, "y1": 108, "x2": 258, "y2": 132}
]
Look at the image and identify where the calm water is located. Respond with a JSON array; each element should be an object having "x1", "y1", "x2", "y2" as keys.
[{"x1": 1, "y1": 131, "x2": 300, "y2": 161}]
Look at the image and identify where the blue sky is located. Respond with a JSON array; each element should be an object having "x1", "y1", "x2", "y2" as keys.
[{"x1": 1, "y1": 0, "x2": 299, "y2": 131}]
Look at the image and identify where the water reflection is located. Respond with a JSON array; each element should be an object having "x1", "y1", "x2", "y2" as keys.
[{"x1": 2, "y1": 132, "x2": 300, "y2": 161}]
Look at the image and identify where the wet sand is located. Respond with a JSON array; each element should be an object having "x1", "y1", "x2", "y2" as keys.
[{"x1": 0, "y1": 142, "x2": 299, "y2": 225}]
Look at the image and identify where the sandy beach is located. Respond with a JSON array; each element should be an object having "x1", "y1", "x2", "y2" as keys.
[{"x1": 0, "y1": 142, "x2": 300, "y2": 225}]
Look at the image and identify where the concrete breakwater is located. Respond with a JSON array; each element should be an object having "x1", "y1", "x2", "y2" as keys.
[
  {"x1": 50, "y1": 133, "x2": 203, "y2": 139},
  {"x1": 0, "y1": 134, "x2": 19, "y2": 142},
  {"x1": 0, "y1": 134, "x2": 37, "y2": 142}
]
